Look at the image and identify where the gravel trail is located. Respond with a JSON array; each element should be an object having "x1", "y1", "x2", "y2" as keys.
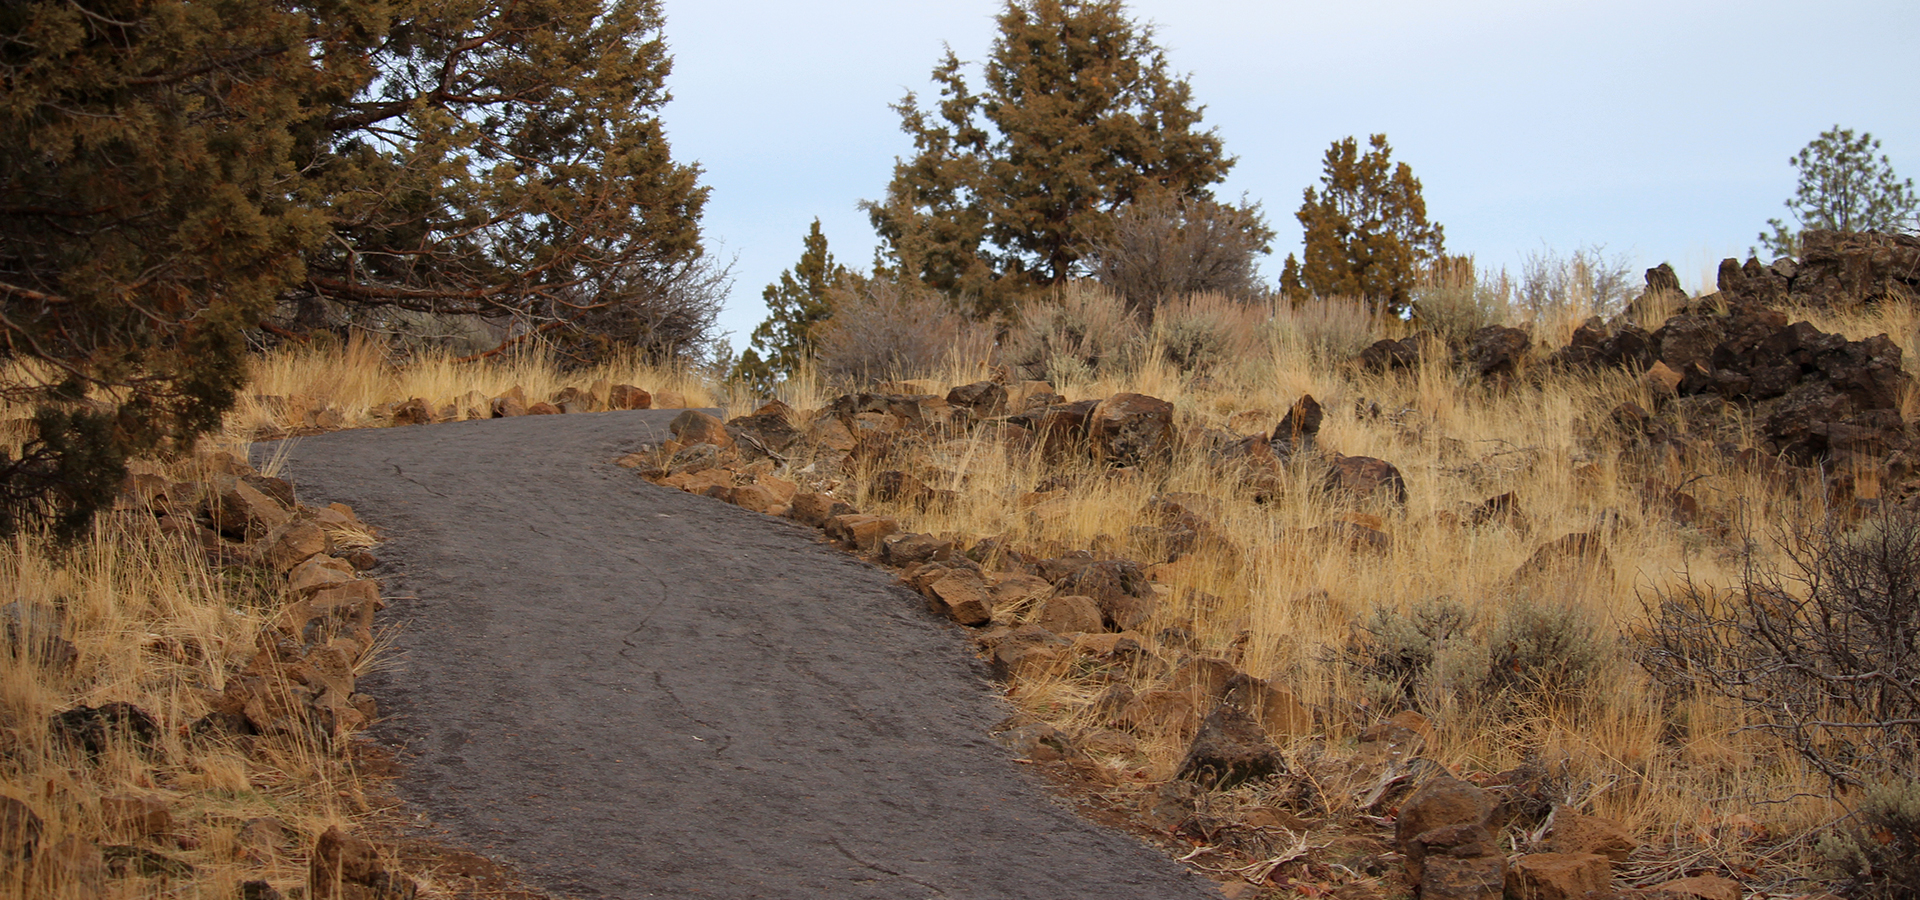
[{"x1": 267, "y1": 410, "x2": 1219, "y2": 900}]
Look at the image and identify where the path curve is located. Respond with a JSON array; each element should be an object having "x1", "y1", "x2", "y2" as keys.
[{"x1": 269, "y1": 411, "x2": 1219, "y2": 900}]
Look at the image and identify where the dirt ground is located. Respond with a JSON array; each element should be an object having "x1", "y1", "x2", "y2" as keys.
[{"x1": 268, "y1": 410, "x2": 1222, "y2": 899}]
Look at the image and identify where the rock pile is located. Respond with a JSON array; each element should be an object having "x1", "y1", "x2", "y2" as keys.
[
  {"x1": 10, "y1": 450, "x2": 417, "y2": 898},
  {"x1": 1553, "y1": 262, "x2": 1915, "y2": 476},
  {"x1": 249, "y1": 378, "x2": 670, "y2": 440},
  {"x1": 1716, "y1": 230, "x2": 1920, "y2": 310}
]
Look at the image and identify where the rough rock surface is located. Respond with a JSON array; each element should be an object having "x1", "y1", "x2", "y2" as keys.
[
  {"x1": 269, "y1": 410, "x2": 1221, "y2": 900},
  {"x1": 1175, "y1": 705, "x2": 1284, "y2": 789}
]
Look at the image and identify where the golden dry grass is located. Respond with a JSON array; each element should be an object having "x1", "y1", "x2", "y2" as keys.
[
  {"x1": 1, "y1": 502, "x2": 371, "y2": 898},
  {"x1": 12, "y1": 287, "x2": 1905, "y2": 895}
]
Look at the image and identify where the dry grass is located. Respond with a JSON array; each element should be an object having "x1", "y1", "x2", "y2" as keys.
[
  {"x1": 13, "y1": 287, "x2": 1900, "y2": 895},
  {"x1": 0, "y1": 497, "x2": 370, "y2": 898},
  {"x1": 223, "y1": 333, "x2": 722, "y2": 442},
  {"x1": 780, "y1": 287, "x2": 1914, "y2": 885}
]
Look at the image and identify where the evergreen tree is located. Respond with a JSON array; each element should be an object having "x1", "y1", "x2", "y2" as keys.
[
  {"x1": 0, "y1": 0, "x2": 717, "y2": 535},
  {"x1": 735, "y1": 220, "x2": 849, "y2": 391},
  {"x1": 866, "y1": 0, "x2": 1237, "y2": 318},
  {"x1": 1758, "y1": 125, "x2": 1917, "y2": 258},
  {"x1": 1281, "y1": 134, "x2": 1444, "y2": 316},
  {"x1": 0, "y1": 0, "x2": 330, "y2": 537},
  {"x1": 301, "y1": 0, "x2": 718, "y2": 363}
]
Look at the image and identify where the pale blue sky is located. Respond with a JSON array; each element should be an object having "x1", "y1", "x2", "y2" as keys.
[{"x1": 657, "y1": 1, "x2": 1919, "y2": 352}]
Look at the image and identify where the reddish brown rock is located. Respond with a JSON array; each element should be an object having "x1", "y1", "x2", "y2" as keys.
[
  {"x1": 788, "y1": 491, "x2": 855, "y2": 528},
  {"x1": 310, "y1": 826, "x2": 413, "y2": 900},
  {"x1": 1422, "y1": 856, "x2": 1507, "y2": 900},
  {"x1": 728, "y1": 484, "x2": 781, "y2": 515},
  {"x1": 289, "y1": 555, "x2": 358, "y2": 594},
  {"x1": 825, "y1": 513, "x2": 899, "y2": 553},
  {"x1": 1272, "y1": 394, "x2": 1323, "y2": 452},
  {"x1": 1356, "y1": 335, "x2": 1425, "y2": 372},
  {"x1": 946, "y1": 381, "x2": 1007, "y2": 415},
  {"x1": 1032, "y1": 594, "x2": 1103, "y2": 635},
  {"x1": 0, "y1": 795, "x2": 42, "y2": 861},
  {"x1": 1118, "y1": 689, "x2": 1198, "y2": 737},
  {"x1": 662, "y1": 467, "x2": 733, "y2": 495},
  {"x1": 1169, "y1": 657, "x2": 1239, "y2": 704},
  {"x1": 990, "y1": 574, "x2": 1053, "y2": 608},
  {"x1": 929, "y1": 569, "x2": 993, "y2": 625},
  {"x1": 1009, "y1": 399, "x2": 1101, "y2": 457},
  {"x1": 1546, "y1": 809, "x2": 1638, "y2": 862},
  {"x1": 1176, "y1": 704, "x2": 1284, "y2": 789},
  {"x1": 1397, "y1": 773, "x2": 1501, "y2": 882},
  {"x1": 263, "y1": 521, "x2": 329, "y2": 574},
  {"x1": 490, "y1": 394, "x2": 528, "y2": 418},
  {"x1": 101, "y1": 793, "x2": 172, "y2": 840},
  {"x1": 989, "y1": 627, "x2": 1069, "y2": 679},
  {"x1": 1507, "y1": 852, "x2": 1611, "y2": 900},
  {"x1": 1324, "y1": 455, "x2": 1408, "y2": 505},
  {"x1": 1222, "y1": 675, "x2": 1312, "y2": 739},
  {"x1": 208, "y1": 478, "x2": 292, "y2": 541},
  {"x1": 1050, "y1": 559, "x2": 1158, "y2": 632},
  {"x1": 1468, "y1": 325, "x2": 1533, "y2": 379},
  {"x1": 607, "y1": 384, "x2": 652, "y2": 410},
  {"x1": 390, "y1": 397, "x2": 435, "y2": 426},
  {"x1": 1087, "y1": 392, "x2": 1176, "y2": 465}
]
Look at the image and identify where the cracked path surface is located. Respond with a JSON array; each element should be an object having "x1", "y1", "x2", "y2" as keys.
[{"x1": 268, "y1": 410, "x2": 1220, "y2": 900}]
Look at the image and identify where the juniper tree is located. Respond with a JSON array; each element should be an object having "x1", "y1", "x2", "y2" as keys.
[
  {"x1": 1757, "y1": 125, "x2": 1917, "y2": 259},
  {"x1": 0, "y1": 0, "x2": 331, "y2": 537},
  {"x1": 1281, "y1": 134, "x2": 1444, "y2": 316},
  {"x1": 300, "y1": 0, "x2": 719, "y2": 363},
  {"x1": 735, "y1": 219, "x2": 850, "y2": 391},
  {"x1": 866, "y1": 0, "x2": 1239, "y2": 318},
  {"x1": 0, "y1": 0, "x2": 717, "y2": 536}
]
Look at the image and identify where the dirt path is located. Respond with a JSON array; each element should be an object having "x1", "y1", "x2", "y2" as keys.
[{"x1": 268, "y1": 411, "x2": 1220, "y2": 900}]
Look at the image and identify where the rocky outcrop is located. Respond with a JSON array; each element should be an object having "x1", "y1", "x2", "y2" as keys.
[{"x1": 1717, "y1": 230, "x2": 1920, "y2": 310}]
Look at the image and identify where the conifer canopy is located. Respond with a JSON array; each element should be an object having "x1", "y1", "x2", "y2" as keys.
[
  {"x1": 0, "y1": 0, "x2": 712, "y2": 535},
  {"x1": 1282, "y1": 134, "x2": 1444, "y2": 316},
  {"x1": 866, "y1": 0, "x2": 1236, "y2": 318}
]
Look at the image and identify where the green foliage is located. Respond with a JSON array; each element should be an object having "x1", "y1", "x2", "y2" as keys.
[
  {"x1": 0, "y1": 0, "x2": 717, "y2": 535},
  {"x1": 302, "y1": 0, "x2": 720, "y2": 362},
  {"x1": 1483, "y1": 599, "x2": 1610, "y2": 698},
  {"x1": 1759, "y1": 126, "x2": 1918, "y2": 259},
  {"x1": 1281, "y1": 134, "x2": 1445, "y2": 316},
  {"x1": 0, "y1": 0, "x2": 327, "y2": 537},
  {"x1": 1341, "y1": 595, "x2": 1613, "y2": 713},
  {"x1": 865, "y1": 0, "x2": 1239, "y2": 318},
  {"x1": 1815, "y1": 778, "x2": 1920, "y2": 900},
  {"x1": 1148, "y1": 292, "x2": 1272, "y2": 373},
  {"x1": 736, "y1": 220, "x2": 849, "y2": 392},
  {"x1": 1410, "y1": 257, "x2": 1507, "y2": 343}
]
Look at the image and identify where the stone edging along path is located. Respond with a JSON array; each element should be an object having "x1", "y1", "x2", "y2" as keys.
[{"x1": 269, "y1": 408, "x2": 1225, "y2": 900}]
